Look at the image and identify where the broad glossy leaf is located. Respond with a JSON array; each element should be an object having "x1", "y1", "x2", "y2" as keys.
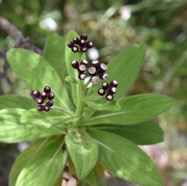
[
  {"x1": 9, "y1": 138, "x2": 55, "y2": 186},
  {"x1": 43, "y1": 33, "x2": 68, "y2": 81},
  {"x1": 65, "y1": 30, "x2": 86, "y2": 105},
  {"x1": 91, "y1": 121, "x2": 164, "y2": 145},
  {"x1": 7, "y1": 49, "x2": 73, "y2": 112},
  {"x1": 88, "y1": 130, "x2": 163, "y2": 186},
  {"x1": 15, "y1": 138, "x2": 67, "y2": 186},
  {"x1": 0, "y1": 95, "x2": 35, "y2": 109},
  {"x1": 85, "y1": 94, "x2": 173, "y2": 126},
  {"x1": 21, "y1": 108, "x2": 76, "y2": 128},
  {"x1": 107, "y1": 44, "x2": 146, "y2": 98},
  {"x1": 0, "y1": 109, "x2": 61, "y2": 143},
  {"x1": 65, "y1": 129, "x2": 98, "y2": 179},
  {"x1": 81, "y1": 163, "x2": 106, "y2": 186},
  {"x1": 84, "y1": 96, "x2": 121, "y2": 111}
]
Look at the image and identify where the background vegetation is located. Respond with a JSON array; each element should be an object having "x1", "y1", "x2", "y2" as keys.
[{"x1": 0, "y1": 0, "x2": 187, "y2": 185}]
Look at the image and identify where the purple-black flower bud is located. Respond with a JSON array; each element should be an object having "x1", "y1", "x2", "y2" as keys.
[
  {"x1": 46, "y1": 100, "x2": 54, "y2": 107},
  {"x1": 78, "y1": 73, "x2": 86, "y2": 80},
  {"x1": 91, "y1": 76, "x2": 100, "y2": 85},
  {"x1": 44, "y1": 86, "x2": 51, "y2": 93},
  {"x1": 80, "y1": 46, "x2": 88, "y2": 53},
  {"x1": 110, "y1": 80, "x2": 118, "y2": 87},
  {"x1": 41, "y1": 92, "x2": 47, "y2": 99},
  {"x1": 102, "y1": 82, "x2": 109, "y2": 90},
  {"x1": 67, "y1": 41, "x2": 74, "y2": 48},
  {"x1": 37, "y1": 105, "x2": 44, "y2": 111},
  {"x1": 79, "y1": 64, "x2": 87, "y2": 72},
  {"x1": 33, "y1": 90, "x2": 40, "y2": 98},
  {"x1": 86, "y1": 41, "x2": 94, "y2": 48},
  {"x1": 71, "y1": 60, "x2": 79, "y2": 69},
  {"x1": 88, "y1": 67, "x2": 97, "y2": 76},
  {"x1": 44, "y1": 105, "x2": 50, "y2": 112},
  {"x1": 80, "y1": 60, "x2": 88, "y2": 66},
  {"x1": 37, "y1": 98, "x2": 44, "y2": 104},
  {"x1": 106, "y1": 94, "x2": 113, "y2": 101},
  {"x1": 98, "y1": 88, "x2": 105, "y2": 96},
  {"x1": 48, "y1": 92, "x2": 55, "y2": 100},
  {"x1": 80, "y1": 33, "x2": 88, "y2": 40},
  {"x1": 72, "y1": 46, "x2": 78, "y2": 53},
  {"x1": 73, "y1": 37, "x2": 80, "y2": 44}
]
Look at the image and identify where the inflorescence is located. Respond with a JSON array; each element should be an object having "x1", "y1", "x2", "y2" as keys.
[
  {"x1": 68, "y1": 33, "x2": 118, "y2": 101},
  {"x1": 67, "y1": 33, "x2": 94, "y2": 53},
  {"x1": 33, "y1": 86, "x2": 55, "y2": 112}
]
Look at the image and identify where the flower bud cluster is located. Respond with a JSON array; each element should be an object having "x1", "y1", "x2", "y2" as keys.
[
  {"x1": 98, "y1": 80, "x2": 118, "y2": 101},
  {"x1": 68, "y1": 33, "x2": 119, "y2": 101},
  {"x1": 67, "y1": 33, "x2": 94, "y2": 53},
  {"x1": 71, "y1": 59, "x2": 108, "y2": 85},
  {"x1": 32, "y1": 86, "x2": 55, "y2": 112}
]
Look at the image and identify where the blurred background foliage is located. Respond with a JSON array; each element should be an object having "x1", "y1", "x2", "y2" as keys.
[{"x1": 0, "y1": 0, "x2": 187, "y2": 185}]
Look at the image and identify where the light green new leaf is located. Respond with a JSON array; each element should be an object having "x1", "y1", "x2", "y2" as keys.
[
  {"x1": 0, "y1": 95, "x2": 36, "y2": 109},
  {"x1": 65, "y1": 30, "x2": 86, "y2": 105},
  {"x1": 9, "y1": 138, "x2": 56, "y2": 186},
  {"x1": 65, "y1": 129, "x2": 98, "y2": 179},
  {"x1": 0, "y1": 109, "x2": 61, "y2": 143},
  {"x1": 43, "y1": 33, "x2": 68, "y2": 82},
  {"x1": 15, "y1": 138, "x2": 67, "y2": 186},
  {"x1": 7, "y1": 48, "x2": 73, "y2": 112},
  {"x1": 84, "y1": 96, "x2": 121, "y2": 111},
  {"x1": 107, "y1": 44, "x2": 146, "y2": 99},
  {"x1": 81, "y1": 163, "x2": 106, "y2": 186},
  {"x1": 88, "y1": 130, "x2": 163, "y2": 186},
  {"x1": 92, "y1": 121, "x2": 164, "y2": 145},
  {"x1": 85, "y1": 94, "x2": 173, "y2": 126},
  {"x1": 21, "y1": 108, "x2": 75, "y2": 128}
]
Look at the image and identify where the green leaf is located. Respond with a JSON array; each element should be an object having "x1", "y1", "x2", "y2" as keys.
[
  {"x1": 84, "y1": 96, "x2": 121, "y2": 111},
  {"x1": 65, "y1": 129, "x2": 98, "y2": 179},
  {"x1": 91, "y1": 121, "x2": 164, "y2": 145},
  {"x1": 88, "y1": 130, "x2": 164, "y2": 186},
  {"x1": 81, "y1": 163, "x2": 106, "y2": 186},
  {"x1": 0, "y1": 95, "x2": 36, "y2": 109},
  {"x1": 65, "y1": 75, "x2": 78, "y2": 84},
  {"x1": 85, "y1": 94, "x2": 173, "y2": 126},
  {"x1": 0, "y1": 109, "x2": 61, "y2": 143},
  {"x1": 21, "y1": 108, "x2": 75, "y2": 128},
  {"x1": 7, "y1": 48, "x2": 73, "y2": 112},
  {"x1": 107, "y1": 44, "x2": 146, "y2": 98},
  {"x1": 15, "y1": 137, "x2": 67, "y2": 186},
  {"x1": 9, "y1": 138, "x2": 54, "y2": 186},
  {"x1": 43, "y1": 33, "x2": 68, "y2": 81},
  {"x1": 65, "y1": 30, "x2": 86, "y2": 105}
]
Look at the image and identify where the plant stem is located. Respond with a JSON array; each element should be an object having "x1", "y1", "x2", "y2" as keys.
[{"x1": 75, "y1": 53, "x2": 85, "y2": 122}]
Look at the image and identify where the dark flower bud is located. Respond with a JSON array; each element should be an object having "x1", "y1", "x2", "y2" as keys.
[
  {"x1": 92, "y1": 60, "x2": 100, "y2": 69},
  {"x1": 100, "y1": 63, "x2": 108, "y2": 71},
  {"x1": 73, "y1": 37, "x2": 80, "y2": 44},
  {"x1": 110, "y1": 80, "x2": 118, "y2": 87},
  {"x1": 37, "y1": 105, "x2": 44, "y2": 111},
  {"x1": 41, "y1": 92, "x2": 47, "y2": 99},
  {"x1": 71, "y1": 60, "x2": 79, "y2": 69},
  {"x1": 91, "y1": 76, "x2": 100, "y2": 85},
  {"x1": 88, "y1": 67, "x2": 96, "y2": 76},
  {"x1": 98, "y1": 88, "x2": 105, "y2": 96},
  {"x1": 100, "y1": 73, "x2": 108, "y2": 80},
  {"x1": 80, "y1": 46, "x2": 88, "y2": 53},
  {"x1": 44, "y1": 86, "x2": 51, "y2": 93},
  {"x1": 37, "y1": 98, "x2": 44, "y2": 104},
  {"x1": 67, "y1": 41, "x2": 74, "y2": 48},
  {"x1": 72, "y1": 46, "x2": 78, "y2": 53},
  {"x1": 33, "y1": 90, "x2": 40, "y2": 98},
  {"x1": 44, "y1": 105, "x2": 50, "y2": 112},
  {"x1": 106, "y1": 94, "x2": 113, "y2": 101},
  {"x1": 86, "y1": 41, "x2": 94, "y2": 48},
  {"x1": 102, "y1": 82, "x2": 109, "y2": 90},
  {"x1": 80, "y1": 33, "x2": 88, "y2": 40},
  {"x1": 80, "y1": 60, "x2": 88, "y2": 66},
  {"x1": 46, "y1": 100, "x2": 54, "y2": 107},
  {"x1": 108, "y1": 87, "x2": 117, "y2": 94},
  {"x1": 79, "y1": 39, "x2": 86, "y2": 46},
  {"x1": 78, "y1": 73, "x2": 86, "y2": 80},
  {"x1": 48, "y1": 92, "x2": 55, "y2": 100},
  {"x1": 79, "y1": 64, "x2": 87, "y2": 72}
]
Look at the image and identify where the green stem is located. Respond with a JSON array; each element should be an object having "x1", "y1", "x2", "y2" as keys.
[{"x1": 75, "y1": 53, "x2": 85, "y2": 122}]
